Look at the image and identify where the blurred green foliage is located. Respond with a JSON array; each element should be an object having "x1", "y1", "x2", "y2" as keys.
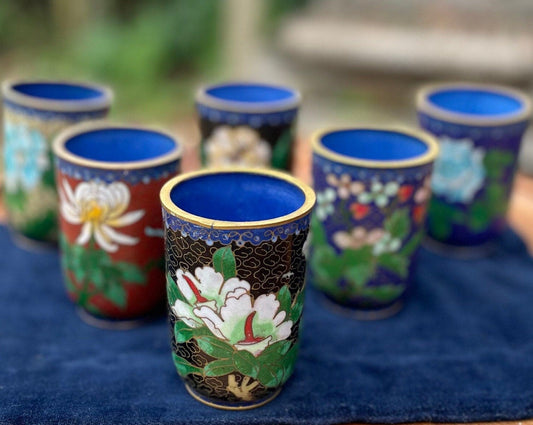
[{"x1": 0, "y1": 0, "x2": 309, "y2": 123}]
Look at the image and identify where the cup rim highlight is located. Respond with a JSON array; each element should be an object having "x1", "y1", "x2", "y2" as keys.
[
  {"x1": 2, "y1": 79, "x2": 114, "y2": 113},
  {"x1": 416, "y1": 82, "x2": 532, "y2": 126},
  {"x1": 195, "y1": 81, "x2": 301, "y2": 113},
  {"x1": 53, "y1": 121, "x2": 182, "y2": 171},
  {"x1": 160, "y1": 168, "x2": 316, "y2": 230},
  {"x1": 311, "y1": 126, "x2": 439, "y2": 169}
]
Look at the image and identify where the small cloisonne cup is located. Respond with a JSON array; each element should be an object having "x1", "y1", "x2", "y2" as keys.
[
  {"x1": 53, "y1": 122, "x2": 182, "y2": 328},
  {"x1": 310, "y1": 127, "x2": 439, "y2": 319},
  {"x1": 416, "y1": 83, "x2": 532, "y2": 249},
  {"x1": 160, "y1": 168, "x2": 315, "y2": 409},
  {"x1": 195, "y1": 82, "x2": 301, "y2": 169},
  {"x1": 1, "y1": 80, "x2": 113, "y2": 245}
]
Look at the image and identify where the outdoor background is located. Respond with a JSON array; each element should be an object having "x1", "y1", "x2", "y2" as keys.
[{"x1": 2, "y1": 0, "x2": 533, "y2": 174}]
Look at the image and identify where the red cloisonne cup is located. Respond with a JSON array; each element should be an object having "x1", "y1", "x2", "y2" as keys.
[{"x1": 53, "y1": 122, "x2": 182, "y2": 328}]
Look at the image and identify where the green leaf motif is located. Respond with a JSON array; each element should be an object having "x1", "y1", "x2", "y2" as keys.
[
  {"x1": 258, "y1": 340, "x2": 291, "y2": 366},
  {"x1": 484, "y1": 149, "x2": 514, "y2": 179},
  {"x1": 204, "y1": 358, "x2": 236, "y2": 377},
  {"x1": 172, "y1": 353, "x2": 202, "y2": 377},
  {"x1": 276, "y1": 285, "x2": 292, "y2": 315},
  {"x1": 233, "y1": 350, "x2": 260, "y2": 379},
  {"x1": 468, "y1": 200, "x2": 492, "y2": 232},
  {"x1": 427, "y1": 199, "x2": 455, "y2": 239},
  {"x1": 196, "y1": 335, "x2": 235, "y2": 358},
  {"x1": 116, "y1": 262, "x2": 146, "y2": 284},
  {"x1": 103, "y1": 284, "x2": 127, "y2": 309},
  {"x1": 166, "y1": 272, "x2": 183, "y2": 305},
  {"x1": 400, "y1": 231, "x2": 422, "y2": 257},
  {"x1": 282, "y1": 342, "x2": 300, "y2": 380},
  {"x1": 174, "y1": 321, "x2": 195, "y2": 343},
  {"x1": 174, "y1": 322, "x2": 211, "y2": 343},
  {"x1": 4, "y1": 189, "x2": 26, "y2": 211},
  {"x1": 212, "y1": 246, "x2": 236, "y2": 280},
  {"x1": 310, "y1": 215, "x2": 327, "y2": 246},
  {"x1": 361, "y1": 284, "x2": 405, "y2": 303},
  {"x1": 289, "y1": 290, "x2": 305, "y2": 322},
  {"x1": 344, "y1": 262, "x2": 375, "y2": 289},
  {"x1": 256, "y1": 363, "x2": 284, "y2": 388},
  {"x1": 377, "y1": 253, "x2": 408, "y2": 278},
  {"x1": 385, "y1": 209, "x2": 410, "y2": 240},
  {"x1": 271, "y1": 129, "x2": 292, "y2": 169}
]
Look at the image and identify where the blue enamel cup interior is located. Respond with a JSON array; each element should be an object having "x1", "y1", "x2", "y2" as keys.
[
  {"x1": 170, "y1": 172, "x2": 306, "y2": 222},
  {"x1": 205, "y1": 83, "x2": 297, "y2": 104},
  {"x1": 65, "y1": 128, "x2": 177, "y2": 162},
  {"x1": 321, "y1": 129, "x2": 429, "y2": 162},
  {"x1": 12, "y1": 82, "x2": 106, "y2": 101},
  {"x1": 428, "y1": 88, "x2": 525, "y2": 116}
]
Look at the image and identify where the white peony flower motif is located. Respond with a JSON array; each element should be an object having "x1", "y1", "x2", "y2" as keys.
[
  {"x1": 194, "y1": 291, "x2": 292, "y2": 357},
  {"x1": 171, "y1": 266, "x2": 293, "y2": 357},
  {"x1": 205, "y1": 126, "x2": 271, "y2": 167},
  {"x1": 59, "y1": 179, "x2": 145, "y2": 253},
  {"x1": 171, "y1": 267, "x2": 250, "y2": 328}
]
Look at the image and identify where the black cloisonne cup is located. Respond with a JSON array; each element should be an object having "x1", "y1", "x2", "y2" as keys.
[
  {"x1": 160, "y1": 168, "x2": 315, "y2": 409},
  {"x1": 195, "y1": 82, "x2": 301, "y2": 170}
]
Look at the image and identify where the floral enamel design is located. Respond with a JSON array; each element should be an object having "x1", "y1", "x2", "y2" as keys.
[
  {"x1": 59, "y1": 179, "x2": 145, "y2": 252},
  {"x1": 431, "y1": 137, "x2": 485, "y2": 203},
  {"x1": 172, "y1": 266, "x2": 292, "y2": 357},
  {"x1": 4, "y1": 122, "x2": 49, "y2": 192},
  {"x1": 167, "y1": 246, "x2": 304, "y2": 395},
  {"x1": 311, "y1": 171, "x2": 429, "y2": 305},
  {"x1": 205, "y1": 125, "x2": 271, "y2": 167}
]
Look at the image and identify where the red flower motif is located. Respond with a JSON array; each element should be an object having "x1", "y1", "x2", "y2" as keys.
[
  {"x1": 350, "y1": 203, "x2": 370, "y2": 219},
  {"x1": 412, "y1": 205, "x2": 427, "y2": 224},
  {"x1": 398, "y1": 185, "x2": 414, "y2": 202}
]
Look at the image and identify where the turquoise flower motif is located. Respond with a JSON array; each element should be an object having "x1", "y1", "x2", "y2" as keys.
[
  {"x1": 357, "y1": 180, "x2": 399, "y2": 207},
  {"x1": 431, "y1": 137, "x2": 485, "y2": 204},
  {"x1": 4, "y1": 122, "x2": 49, "y2": 192}
]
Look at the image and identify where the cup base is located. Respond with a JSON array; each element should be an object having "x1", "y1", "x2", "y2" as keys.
[
  {"x1": 423, "y1": 236, "x2": 497, "y2": 259},
  {"x1": 321, "y1": 294, "x2": 404, "y2": 320},
  {"x1": 76, "y1": 307, "x2": 160, "y2": 330},
  {"x1": 9, "y1": 229, "x2": 57, "y2": 253},
  {"x1": 184, "y1": 383, "x2": 282, "y2": 410}
]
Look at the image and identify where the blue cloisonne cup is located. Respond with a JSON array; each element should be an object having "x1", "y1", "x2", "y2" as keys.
[
  {"x1": 160, "y1": 168, "x2": 315, "y2": 409},
  {"x1": 310, "y1": 127, "x2": 439, "y2": 319},
  {"x1": 416, "y1": 83, "x2": 532, "y2": 248},
  {"x1": 1, "y1": 80, "x2": 113, "y2": 245},
  {"x1": 195, "y1": 82, "x2": 301, "y2": 170}
]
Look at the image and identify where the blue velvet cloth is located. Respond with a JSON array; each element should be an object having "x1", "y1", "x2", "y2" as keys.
[{"x1": 1, "y1": 224, "x2": 533, "y2": 424}]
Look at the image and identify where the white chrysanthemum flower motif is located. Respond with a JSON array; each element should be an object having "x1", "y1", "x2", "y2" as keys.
[
  {"x1": 205, "y1": 126, "x2": 271, "y2": 167},
  {"x1": 171, "y1": 267, "x2": 250, "y2": 328},
  {"x1": 59, "y1": 179, "x2": 145, "y2": 253},
  {"x1": 194, "y1": 291, "x2": 292, "y2": 357}
]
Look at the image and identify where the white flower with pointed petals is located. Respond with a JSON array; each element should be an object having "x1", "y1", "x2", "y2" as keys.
[{"x1": 59, "y1": 179, "x2": 145, "y2": 253}]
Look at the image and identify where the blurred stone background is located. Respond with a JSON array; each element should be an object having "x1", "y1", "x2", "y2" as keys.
[{"x1": 2, "y1": 0, "x2": 533, "y2": 174}]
